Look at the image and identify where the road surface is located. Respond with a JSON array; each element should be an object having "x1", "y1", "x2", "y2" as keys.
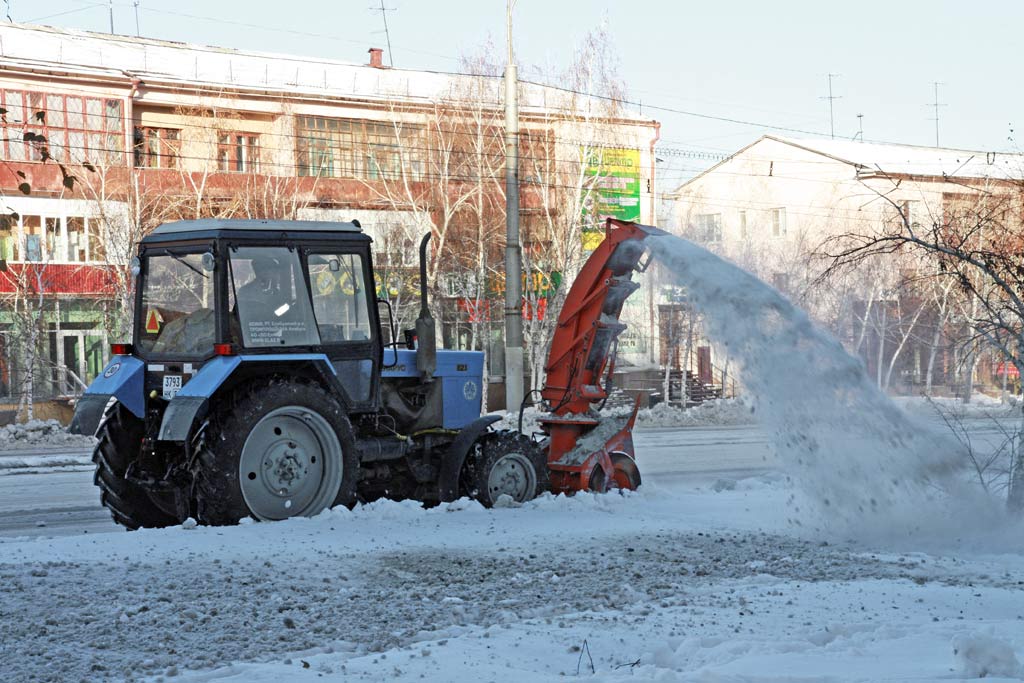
[{"x1": 0, "y1": 425, "x2": 775, "y2": 538}]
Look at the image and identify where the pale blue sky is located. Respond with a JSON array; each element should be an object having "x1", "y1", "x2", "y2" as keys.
[{"x1": 13, "y1": 0, "x2": 1024, "y2": 188}]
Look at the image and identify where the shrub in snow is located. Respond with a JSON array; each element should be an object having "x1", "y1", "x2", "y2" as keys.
[{"x1": 953, "y1": 633, "x2": 1021, "y2": 678}]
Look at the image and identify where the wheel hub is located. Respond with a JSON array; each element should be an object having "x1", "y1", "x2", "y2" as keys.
[
  {"x1": 265, "y1": 447, "x2": 307, "y2": 494},
  {"x1": 239, "y1": 406, "x2": 343, "y2": 521},
  {"x1": 487, "y1": 452, "x2": 536, "y2": 502}
]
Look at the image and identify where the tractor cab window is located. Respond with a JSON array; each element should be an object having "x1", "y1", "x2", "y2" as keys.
[
  {"x1": 229, "y1": 247, "x2": 320, "y2": 348},
  {"x1": 306, "y1": 253, "x2": 373, "y2": 343},
  {"x1": 138, "y1": 251, "x2": 216, "y2": 356}
]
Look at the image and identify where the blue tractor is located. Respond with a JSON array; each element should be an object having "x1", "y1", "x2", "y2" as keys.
[{"x1": 70, "y1": 219, "x2": 547, "y2": 528}]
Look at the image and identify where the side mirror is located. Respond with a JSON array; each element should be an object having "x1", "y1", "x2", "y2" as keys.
[
  {"x1": 377, "y1": 298, "x2": 398, "y2": 346},
  {"x1": 201, "y1": 252, "x2": 216, "y2": 272},
  {"x1": 130, "y1": 256, "x2": 141, "y2": 277},
  {"x1": 377, "y1": 298, "x2": 398, "y2": 369}
]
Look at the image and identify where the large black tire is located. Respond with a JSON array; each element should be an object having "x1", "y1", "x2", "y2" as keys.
[
  {"x1": 93, "y1": 403, "x2": 180, "y2": 530},
  {"x1": 464, "y1": 430, "x2": 549, "y2": 507},
  {"x1": 192, "y1": 380, "x2": 358, "y2": 525}
]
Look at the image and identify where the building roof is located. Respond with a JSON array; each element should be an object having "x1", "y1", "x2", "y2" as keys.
[
  {"x1": 772, "y1": 136, "x2": 1024, "y2": 181},
  {"x1": 674, "y1": 135, "x2": 1024, "y2": 193},
  {"x1": 0, "y1": 22, "x2": 651, "y2": 122}
]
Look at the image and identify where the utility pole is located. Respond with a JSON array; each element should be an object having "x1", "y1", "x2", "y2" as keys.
[
  {"x1": 928, "y1": 82, "x2": 946, "y2": 147},
  {"x1": 821, "y1": 73, "x2": 841, "y2": 140},
  {"x1": 503, "y1": 0, "x2": 524, "y2": 413}
]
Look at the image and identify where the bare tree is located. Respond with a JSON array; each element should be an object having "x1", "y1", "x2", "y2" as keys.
[
  {"x1": 821, "y1": 175, "x2": 1024, "y2": 507},
  {"x1": 519, "y1": 24, "x2": 630, "y2": 393}
]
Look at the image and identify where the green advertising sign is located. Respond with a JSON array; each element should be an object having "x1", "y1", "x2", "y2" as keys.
[{"x1": 581, "y1": 147, "x2": 642, "y2": 250}]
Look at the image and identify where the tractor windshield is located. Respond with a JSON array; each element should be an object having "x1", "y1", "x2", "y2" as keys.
[{"x1": 137, "y1": 251, "x2": 216, "y2": 356}]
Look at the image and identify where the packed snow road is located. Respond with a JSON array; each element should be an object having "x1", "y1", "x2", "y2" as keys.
[
  {"x1": 0, "y1": 425, "x2": 773, "y2": 539},
  {"x1": 1, "y1": 422, "x2": 1023, "y2": 682}
]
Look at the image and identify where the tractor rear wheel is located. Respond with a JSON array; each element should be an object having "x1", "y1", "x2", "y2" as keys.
[
  {"x1": 93, "y1": 403, "x2": 180, "y2": 530},
  {"x1": 193, "y1": 380, "x2": 357, "y2": 525},
  {"x1": 466, "y1": 431, "x2": 549, "y2": 507}
]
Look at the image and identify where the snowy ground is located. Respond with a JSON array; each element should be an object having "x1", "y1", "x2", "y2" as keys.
[
  {"x1": 7, "y1": 231, "x2": 1023, "y2": 680},
  {"x1": 1, "y1": 418, "x2": 1023, "y2": 682}
]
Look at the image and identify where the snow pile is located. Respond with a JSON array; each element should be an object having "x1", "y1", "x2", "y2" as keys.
[
  {"x1": 0, "y1": 419, "x2": 96, "y2": 451},
  {"x1": 893, "y1": 394, "x2": 1020, "y2": 420},
  {"x1": 493, "y1": 396, "x2": 757, "y2": 436},
  {"x1": 952, "y1": 633, "x2": 1022, "y2": 678},
  {"x1": 635, "y1": 396, "x2": 757, "y2": 428},
  {"x1": 646, "y1": 234, "x2": 1006, "y2": 543}
]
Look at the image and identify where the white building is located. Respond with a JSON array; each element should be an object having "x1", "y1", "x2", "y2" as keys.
[{"x1": 666, "y1": 135, "x2": 1024, "y2": 394}]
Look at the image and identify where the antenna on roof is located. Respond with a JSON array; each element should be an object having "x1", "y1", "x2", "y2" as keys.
[
  {"x1": 108, "y1": 0, "x2": 114, "y2": 33},
  {"x1": 820, "y1": 74, "x2": 841, "y2": 140},
  {"x1": 369, "y1": 0, "x2": 395, "y2": 67},
  {"x1": 927, "y1": 82, "x2": 947, "y2": 147},
  {"x1": 133, "y1": 1, "x2": 140, "y2": 37},
  {"x1": 853, "y1": 113, "x2": 863, "y2": 142}
]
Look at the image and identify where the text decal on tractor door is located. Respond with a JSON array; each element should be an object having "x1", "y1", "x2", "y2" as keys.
[{"x1": 162, "y1": 375, "x2": 182, "y2": 399}]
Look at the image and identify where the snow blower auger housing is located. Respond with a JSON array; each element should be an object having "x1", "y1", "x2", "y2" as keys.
[
  {"x1": 538, "y1": 218, "x2": 666, "y2": 494},
  {"x1": 70, "y1": 219, "x2": 548, "y2": 529}
]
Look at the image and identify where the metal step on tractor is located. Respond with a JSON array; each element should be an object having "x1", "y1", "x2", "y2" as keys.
[{"x1": 69, "y1": 217, "x2": 665, "y2": 528}]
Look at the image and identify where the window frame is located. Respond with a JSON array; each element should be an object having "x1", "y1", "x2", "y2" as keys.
[
  {"x1": 134, "y1": 246, "x2": 220, "y2": 360},
  {"x1": 694, "y1": 213, "x2": 723, "y2": 242},
  {"x1": 133, "y1": 126, "x2": 181, "y2": 169},
  {"x1": 303, "y1": 250, "x2": 376, "y2": 346},
  {"x1": 217, "y1": 131, "x2": 260, "y2": 173},
  {"x1": 296, "y1": 116, "x2": 423, "y2": 181},
  {"x1": 0, "y1": 89, "x2": 125, "y2": 166},
  {"x1": 771, "y1": 207, "x2": 787, "y2": 238},
  {"x1": 4, "y1": 214, "x2": 106, "y2": 264}
]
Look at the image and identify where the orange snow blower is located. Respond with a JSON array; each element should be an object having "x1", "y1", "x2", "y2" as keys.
[{"x1": 537, "y1": 218, "x2": 666, "y2": 494}]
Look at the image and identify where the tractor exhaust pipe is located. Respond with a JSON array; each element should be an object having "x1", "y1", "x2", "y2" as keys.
[{"x1": 415, "y1": 233, "x2": 437, "y2": 381}]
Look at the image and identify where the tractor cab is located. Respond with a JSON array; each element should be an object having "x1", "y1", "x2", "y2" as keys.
[{"x1": 71, "y1": 219, "x2": 382, "y2": 441}]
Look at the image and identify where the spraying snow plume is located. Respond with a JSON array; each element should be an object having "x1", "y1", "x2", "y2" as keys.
[{"x1": 647, "y1": 234, "x2": 1014, "y2": 546}]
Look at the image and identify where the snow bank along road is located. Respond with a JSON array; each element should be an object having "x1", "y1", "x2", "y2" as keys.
[
  {"x1": 0, "y1": 424, "x2": 771, "y2": 539},
  {"x1": 2, "y1": 424, "x2": 1023, "y2": 682}
]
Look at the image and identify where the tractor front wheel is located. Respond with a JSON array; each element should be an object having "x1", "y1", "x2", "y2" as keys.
[
  {"x1": 93, "y1": 403, "x2": 180, "y2": 530},
  {"x1": 466, "y1": 431, "x2": 549, "y2": 507},
  {"x1": 193, "y1": 380, "x2": 357, "y2": 525}
]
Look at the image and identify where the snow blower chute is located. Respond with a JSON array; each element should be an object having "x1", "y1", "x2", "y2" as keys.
[{"x1": 537, "y1": 218, "x2": 666, "y2": 494}]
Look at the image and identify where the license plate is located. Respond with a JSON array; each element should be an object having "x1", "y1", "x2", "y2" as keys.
[{"x1": 162, "y1": 375, "x2": 183, "y2": 399}]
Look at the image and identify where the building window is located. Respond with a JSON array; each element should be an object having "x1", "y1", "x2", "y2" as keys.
[
  {"x1": 771, "y1": 208, "x2": 787, "y2": 237},
  {"x1": 772, "y1": 272, "x2": 790, "y2": 293},
  {"x1": 296, "y1": 116, "x2": 423, "y2": 180},
  {"x1": 900, "y1": 200, "x2": 921, "y2": 229},
  {"x1": 0, "y1": 89, "x2": 124, "y2": 165},
  {"x1": 739, "y1": 210, "x2": 748, "y2": 239},
  {"x1": 134, "y1": 127, "x2": 180, "y2": 169},
  {"x1": 217, "y1": 133, "x2": 259, "y2": 172},
  {"x1": 7, "y1": 215, "x2": 104, "y2": 263},
  {"x1": 0, "y1": 214, "x2": 15, "y2": 262},
  {"x1": 694, "y1": 213, "x2": 722, "y2": 242}
]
